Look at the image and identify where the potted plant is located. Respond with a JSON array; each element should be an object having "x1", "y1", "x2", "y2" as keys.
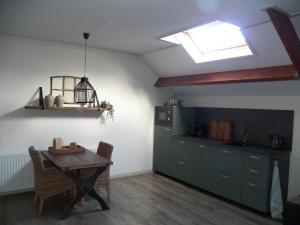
[{"x1": 100, "y1": 100, "x2": 114, "y2": 120}]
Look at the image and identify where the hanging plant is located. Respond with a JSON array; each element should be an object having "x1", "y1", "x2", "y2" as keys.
[{"x1": 100, "y1": 100, "x2": 114, "y2": 120}]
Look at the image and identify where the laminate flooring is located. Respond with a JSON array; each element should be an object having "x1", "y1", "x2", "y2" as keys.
[{"x1": 0, "y1": 173, "x2": 281, "y2": 225}]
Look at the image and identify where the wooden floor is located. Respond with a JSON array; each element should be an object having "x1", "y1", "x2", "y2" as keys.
[{"x1": 0, "y1": 173, "x2": 281, "y2": 225}]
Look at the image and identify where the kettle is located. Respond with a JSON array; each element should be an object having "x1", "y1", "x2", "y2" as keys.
[{"x1": 271, "y1": 135, "x2": 283, "y2": 149}]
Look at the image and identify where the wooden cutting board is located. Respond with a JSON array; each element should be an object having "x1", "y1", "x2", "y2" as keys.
[
  {"x1": 208, "y1": 120, "x2": 218, "y2": 139},
  {"x1": 223, "y1": 120, "x2": 233, "y2": 141},
  {"x1": 208, "y1": 119, "x2": 233, "y2": 141}
]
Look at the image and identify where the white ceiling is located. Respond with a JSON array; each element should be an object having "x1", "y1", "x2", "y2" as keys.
[
  {"x1": 1, "y1": 0, "x2": 300, "y2": 55},
  {"x1": 1, "y1": 0, "x2": 300, "y2": 95}
]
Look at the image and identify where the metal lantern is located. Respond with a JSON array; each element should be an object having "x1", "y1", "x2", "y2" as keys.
[
  {"x1": 74, "y1": 33, "x2": 98, "y2": 105},
  {"x1": 74, "y1": 77, "x2": 95, "y2": 103}
]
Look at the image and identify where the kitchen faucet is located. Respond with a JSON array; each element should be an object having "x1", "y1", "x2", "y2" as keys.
[{"x1": 241, "y1": 128, "x2": 248, "y2": 146}]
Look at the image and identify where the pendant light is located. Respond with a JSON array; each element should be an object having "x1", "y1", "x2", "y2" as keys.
[{"x1": 74, "y1": 33, "x2": 97, "y2": 104}]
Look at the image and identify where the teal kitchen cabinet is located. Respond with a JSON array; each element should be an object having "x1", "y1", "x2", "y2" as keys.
[
  {"x1": 211, "y1": 146, "x2": 243, "y2": 202},
  {"x1": 241, "y1": 152, "x2": 272, "y2": 213},
  {"x1": 153, "y1": 125, "x2": 173, "y2": 175},
  {"x1": 212, "y1": 170, "x2": 242, "y2": 202},
  {"x1": 171, "y1": 137, "x2": 194, "y2": 183},
  {"x1": 153, "y1": 106, "x2": 195, "y2": 175},
  {"x1": 190, "y1": 142, "x2": 213, "y2": 191}
]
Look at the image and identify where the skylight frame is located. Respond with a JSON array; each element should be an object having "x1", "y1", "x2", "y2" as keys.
[{"x1": 160, "y1": 20, "x2": 254, "y2": 63}]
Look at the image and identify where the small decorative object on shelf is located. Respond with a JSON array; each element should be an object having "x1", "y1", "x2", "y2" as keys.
[
  {"x1": 45, "y1": 94, "x2": 55, "y2": 108},
  {"x1": 70, "y1": 142, "x2": 77, "y2": 148},
  {"x1": 100, "y1": 100, "x2": 114, "y2": 120},
  {"x1": 53, "y1": 138, "x2": 63, "y2": 150},
  {"x1": 55, "y1": 94, "x2": 64, "y2": 107},
  {"x1": 168, "y1": 96, "x2": 183, "y2": 106}
]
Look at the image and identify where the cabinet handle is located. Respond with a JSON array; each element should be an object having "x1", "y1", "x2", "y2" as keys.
[
  {"x1": 221, "y1": 174, "x2": 231, "y2": 180},
  {"x1": 250, "y1": 168, "x2": 260, "y2": 174},
  {"x1": 178, "y1": 161, "x2": 185, "y2": 165},
  {"x1": 198, "y1": 144, "x2": 206, "y2": 149},
  {"x1": 248, "y1": 182, "x2": 259, "y2": 188},
  {"x1": 250, "y1": 155, "x2": 261, "y2": 160},
  {"x1": 223, "y1": 150, "x2": 232, "y2": 154},
  {"x1": 178, "y1": 140, "x2": 185, "y2": 144},
  {"x1": 164, "y1": 128, "x2": 171, "y2": 132}
]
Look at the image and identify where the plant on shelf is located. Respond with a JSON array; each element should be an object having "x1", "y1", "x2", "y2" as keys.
[{"x1": 100, "y1": 100, "x2": 114, "y2": 120}]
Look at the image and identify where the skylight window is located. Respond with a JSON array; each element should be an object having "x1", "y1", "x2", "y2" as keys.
[{"x1": 160, "y1": 21, "x2": 253, "y2": 63}]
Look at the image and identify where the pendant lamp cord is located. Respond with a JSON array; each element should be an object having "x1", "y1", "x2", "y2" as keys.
[{"x1": 84, "y1": 38, "x2": 87, "y2": 77}]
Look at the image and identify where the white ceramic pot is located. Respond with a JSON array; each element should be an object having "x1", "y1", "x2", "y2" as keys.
[
  {"x1": 45, "y1": 94, "x2": 55, "y2": 108},
  {"x1": 55, "y1": 95, "x2": 64, "y2": 107}
]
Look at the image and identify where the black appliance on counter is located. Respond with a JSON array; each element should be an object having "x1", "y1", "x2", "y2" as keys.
[
  {"x1": 271, "y1": 135, "x2": 284, "y2": 149},
  {"x1": 185, "y1": 123, "x2": 208, "y2": 137},
  {"x1": 155, "y1": 106, "x2": 173, "y2": 127}
]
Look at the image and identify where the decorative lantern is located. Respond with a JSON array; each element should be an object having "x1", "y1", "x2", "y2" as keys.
[
  {"x1": 74, "y1": 77, "x2": 95, "y2": 103},
  {"x1": 74, "y1": 33, "x2": 98, "y2": 104}
]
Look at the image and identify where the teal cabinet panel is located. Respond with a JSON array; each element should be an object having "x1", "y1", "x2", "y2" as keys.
[
  {"x1": 213, "y1": 147, "x2": 243, "y2": 177},
  {"x1": 241, "y1": 152, "x2": 272, "y2": 212},
  {"x1": 191, "y1": 143, "x2": 213, "y2": 190},
  {"x1": 171, "y1": 138, "x2": 194, "y2": 161},
  {"x1": 212, "y1": 170, "x2": 242, "y2": 202},
  {"x1": 244, "y1": 152, "x2": 270, "y2": 169},
  {"x1": 153, "y1": 125, "x2": 172, "y2": 175},
  {"x1": 241, "y1": 180, "x2": 270, "y2": 212},
  {"x1": 172, "y1": 158, "x2": 192, "y2": 183},
  {"x1": 172, "y1": 107, "x2": 195, "y2": 135}
]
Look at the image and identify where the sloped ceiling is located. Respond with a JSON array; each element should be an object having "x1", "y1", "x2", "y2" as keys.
[
  {"x1": 1, "y1": 0, "x2": 300, "y2": 96},
  {"x1": 142, "y1": 15, "x2": 300, "y2": 76}
]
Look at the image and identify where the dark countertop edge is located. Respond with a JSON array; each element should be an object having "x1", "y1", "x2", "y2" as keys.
[{"x1": 172, "y1": 135, "x2": 291, "y2": 156}]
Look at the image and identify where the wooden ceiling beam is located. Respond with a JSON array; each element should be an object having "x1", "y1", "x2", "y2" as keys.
[
  {"x1": 267, "y1": 7, "x2": 300, "y2": 74},
  {"x1": 155, "y1": 65, "x2": 297, "y2": 87}
]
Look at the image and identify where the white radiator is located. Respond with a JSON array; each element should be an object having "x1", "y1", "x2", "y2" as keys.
[{"x1": 0, "y1": 153, "x2": 34, "y2": 195}]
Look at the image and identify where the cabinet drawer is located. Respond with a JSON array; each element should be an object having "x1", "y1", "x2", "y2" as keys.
[
  {"x1": 172, "y1": 158, "x2": 192, "y2": 183},
  {"x1": 244, "y1": 165, "x2": 270, "y2": 189},
  {"x1": 172, "y1": 139, "x2": 193, "y2": 161},
  {"x1": 212, "y1": 170, "x2": 241, "y2": 202},
  {"x1": 191, "y1": 143, "x2": 213, "y2": 190},
  {"x1": 244, "y1": 152, "x2": 270, "y2": 169},
  {"x1": 241, "y1": 179, "x2": 269, "y2": 212},
  {"x1": 213, "y1": 148, "x2": 243, "y2": 176}
]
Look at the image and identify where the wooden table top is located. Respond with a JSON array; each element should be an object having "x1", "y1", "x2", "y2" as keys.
[{"x1": 42, "y1": 149, "x2": 112, "y2": 171}]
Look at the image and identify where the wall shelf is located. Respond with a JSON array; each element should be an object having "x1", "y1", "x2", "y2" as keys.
[{"x1": 25, "y1": 105, "x2": 103, "y2": 112}]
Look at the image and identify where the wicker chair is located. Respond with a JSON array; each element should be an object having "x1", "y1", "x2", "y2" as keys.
[
  {"x1": 28, "y1": 146, "x2": 73, "y2": 214},
  {"x1": 94, "y1": 141, "x2": 114, "y2": 202}
]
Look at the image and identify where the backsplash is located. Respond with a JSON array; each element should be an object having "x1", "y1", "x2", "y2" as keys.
[{"x1": 194, "y1": 107, "x2": 294, "y2": 149}]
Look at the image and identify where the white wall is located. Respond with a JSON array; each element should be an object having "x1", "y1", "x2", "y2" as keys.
[
  {"x1": 183, "y1": 96, "x2": 300, "y2": 198},
  {"x1": 0, "y1": 34, "x2": 170, "y2": 178}
]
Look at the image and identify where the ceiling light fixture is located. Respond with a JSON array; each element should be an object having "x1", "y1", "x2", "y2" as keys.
[{"x1": 74, "y1": 33, "x2": 98, "y2": 104}]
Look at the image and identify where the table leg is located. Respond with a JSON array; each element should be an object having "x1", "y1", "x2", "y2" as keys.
[
  {"x1": 61, "y1": 191, "x2": 85, "y2": 219},
  {"x1": 88, "y1": 188, "x2": 109, "y2": 210},
  {"x1": 60, "y1": 166, "x2": 109, "y2": 219}
]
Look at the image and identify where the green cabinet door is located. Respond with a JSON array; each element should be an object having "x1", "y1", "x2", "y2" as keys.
[
  {"x1": 191, "y1": 143, "x2": 213, "y2": 191},
  {"x1": 153, "y1": 125, "x2": 172, "y2": 175},
  {"x1": 212, "y1": 170, "x2": 242, "y2": 202},
  {"x1": 170, "y1": 137, "x2": 193, "y2": 183},
  {"x1": 241, "y1": 152, "x2": 272, "y2": 212}
]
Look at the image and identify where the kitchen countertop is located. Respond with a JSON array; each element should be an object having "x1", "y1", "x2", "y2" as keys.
[{"x1": 172, "y1": 135, "x2": 291, "y2": 156}]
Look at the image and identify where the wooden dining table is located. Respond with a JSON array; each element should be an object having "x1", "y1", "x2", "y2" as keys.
[{"x1": 42, "y1": 148, "x2": 113, "y2": 219}]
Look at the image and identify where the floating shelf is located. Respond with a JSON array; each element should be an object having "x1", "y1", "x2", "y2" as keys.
[{"x1": 25, "y1": 105, "x2": 103, "y2": 112}]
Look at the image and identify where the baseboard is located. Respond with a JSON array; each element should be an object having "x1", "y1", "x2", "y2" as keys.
[{"x1": 0, "y1": 188, "x2": 34, "y2": 197}]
